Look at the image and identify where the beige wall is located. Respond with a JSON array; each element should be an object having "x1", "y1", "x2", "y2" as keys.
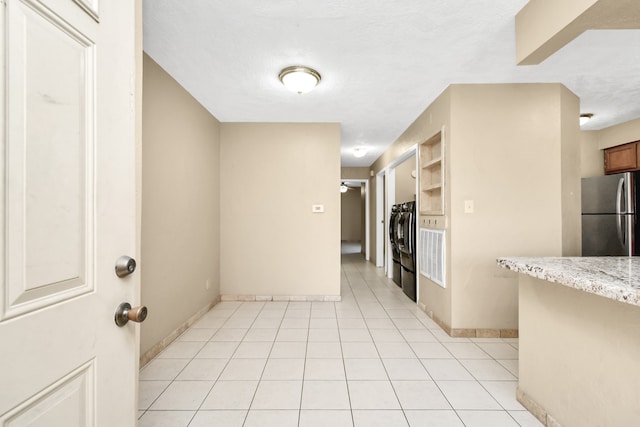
[
  {"x1": 597, "y1": 116, "x2": 640, "y2": 149},
  {"x1": 369, "y1": 84, "x2": 580, "y2": 331},
  {"x1": 580, "y1": 117, "x2": 640, "y2": 178},
  {"x1": 341, "y1": 167, "x2": 370, "y2": 180},
  {"x1": 515, "y1": 0, "x2": 598, "y2": 65},
  {"x1": 560, "y1": 86, "x2": 582, "y2": 256},
  {"x1": 395, "y1": 154, "x2": 416, "y2": 204},
  {"x1": 369, "y1": 86, "x2": 452, "y2": 264},
  {"x1": 220, "y1": 123, "x2": 341, "y2": 297},
  {"x1": 371, "y1": 87, "x2": 453, "y2": 324},
  {"x1": 515, "y1": 0, "x2": 639, "y2": 65},
  {"x1": 519, "y1": 275, "x2": 640, "y2": 426},
  {"x1": 580, "y1": 131, "x2": 603, "y2": 177},
  {"x1": 448, "y1": 84, "x2": 579, "y2": 330},
  {"x1": 141, "y1": 54, "x2": 221, "y2": 356},
  {"x1": 341, "y1": 187, "x2": 362, "y2": 241}
]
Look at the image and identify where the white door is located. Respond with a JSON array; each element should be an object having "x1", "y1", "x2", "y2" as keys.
[{"x1": 0, "y1": 0, "x2": 139, "y2": 425}]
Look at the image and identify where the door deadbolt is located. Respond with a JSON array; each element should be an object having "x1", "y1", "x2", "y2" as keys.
[
  {"x1": 114, "y1": 302, "x2": 148, "y2": 327},
  {"x1": 115, "y1": 256, "x2": 136, "y2": 278}
]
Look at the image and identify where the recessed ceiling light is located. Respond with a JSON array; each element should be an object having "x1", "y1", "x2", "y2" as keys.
[
  {"x1": 580, "y1": 113, "x2": 594, "y2": 126},
  {"x1": 279, "y1": 66, "x2": 321, "y2": 94}
]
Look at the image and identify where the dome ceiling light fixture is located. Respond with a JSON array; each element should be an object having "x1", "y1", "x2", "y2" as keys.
[
  {"x1": 279, "y1": 66, "x2": 321, "y2": 94},
  {"x1": 340, "y1": 182, "x2": 349, "y2": 193},
  {"x1": 580, "y1": 113, "x2": 594, "y2": 126},
  {"x1": 352, "y1": 146, "x2": 368, "y2": 158}
]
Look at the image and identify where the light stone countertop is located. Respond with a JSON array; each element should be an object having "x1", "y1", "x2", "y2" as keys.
[{"x1": 497, "y1": 257, "x2": 640, "y2": 307}]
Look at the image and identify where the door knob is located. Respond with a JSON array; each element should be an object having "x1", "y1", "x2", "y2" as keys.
[
  {"x1": 114, "y1": 302, "x2": 148, "y2": 327},
  {"x1": 115, "y1": 256, "x2": 137, "y2": 278}
]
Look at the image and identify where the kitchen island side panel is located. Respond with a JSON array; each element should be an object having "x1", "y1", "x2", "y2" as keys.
[{"x1": 519, "y1": 274, "x2": 640, "y2": 427}]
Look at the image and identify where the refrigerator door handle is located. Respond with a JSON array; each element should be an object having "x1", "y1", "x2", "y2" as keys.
[
  {"x1": 616, "y1": 177, "x2": 626, "y2": 247},
  {"x1": 616, "y1": 177, "x2": 626, "y2": 214}
]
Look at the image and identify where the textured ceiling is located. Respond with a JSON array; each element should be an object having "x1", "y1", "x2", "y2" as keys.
[{"x1": 143, "y1": 1, "x2": 640, "y2": 167}]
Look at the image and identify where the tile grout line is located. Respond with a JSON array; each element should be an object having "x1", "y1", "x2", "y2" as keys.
[
  {"x1": 189, "y1": 302, "x2": 246, "y2": 426},
  {"x1": 238, "y1": 301, "x2": 285, "y2": 427},
  {"x1": 226, "y1": 302, "x2": 265, "y2": 427},
  {"x1": 297, "y1": 301, "x2": 311, "y2": 427},
  {"x1": 334, "y1": 270, "x2": 355, "y2": 426}
]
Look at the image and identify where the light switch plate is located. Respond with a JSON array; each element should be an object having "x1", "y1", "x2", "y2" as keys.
[{"x1": 312, "y1": 204, "x2": 325, "y2": 213}]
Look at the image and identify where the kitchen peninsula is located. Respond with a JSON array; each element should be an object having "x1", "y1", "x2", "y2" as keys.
[{"x1": 497, "y1": 257, "x2": 640, "y2": 427}]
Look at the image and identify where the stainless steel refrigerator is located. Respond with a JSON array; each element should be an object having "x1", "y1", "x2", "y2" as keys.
[{"x1": 581, "y1": 172, "x2": 638, "y2": 256}]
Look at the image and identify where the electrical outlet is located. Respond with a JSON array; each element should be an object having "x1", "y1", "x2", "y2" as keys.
[
  {"x1": 205, "y1": 279, "x2": 210, "y2": 290},
  {"x1": 464, "y1": 200, "x2": 474, "y2": 214}
]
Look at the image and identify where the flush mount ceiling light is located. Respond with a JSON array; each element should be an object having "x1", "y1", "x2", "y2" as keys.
[
  {"x1": 279, "y1": 66, "x2": 321, "y2": 94},
  {"x1": 352, "y1": 146, "x2": 368, "y2": 158},
  {"x1": 340, "y1": 182, "x2": 348, "y2": 193},
  {"x1": 580, "y1": 113, "x2": 594, "y2": 126}
]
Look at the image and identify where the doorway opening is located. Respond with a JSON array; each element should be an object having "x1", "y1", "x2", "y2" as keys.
[
  {"x1": 375, "y1": 147, "x2": 418, "y2": 280},
  {"x1": 340, "y1": 178, "x2": 370, "y2": 260}
]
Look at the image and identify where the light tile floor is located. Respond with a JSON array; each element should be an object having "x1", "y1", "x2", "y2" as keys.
[{"x1": 138, "y1": 248, "x2": 543, "y2": 427}]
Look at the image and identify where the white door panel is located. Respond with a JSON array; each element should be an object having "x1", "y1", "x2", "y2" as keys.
[
  {"x1": 4, "y1": 0, "x2": 95, "y2": 319},
  {"x1": 0, "y1": 0, "x2": 139, "y2": 425},
  {"x1": 72, "y1": 0, "x2": 99, "y2": 22}
]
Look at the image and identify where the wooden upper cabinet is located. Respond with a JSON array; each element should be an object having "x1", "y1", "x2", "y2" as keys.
[{"x1": 604, "y1": 141, "x2": 640, "y2": 174}]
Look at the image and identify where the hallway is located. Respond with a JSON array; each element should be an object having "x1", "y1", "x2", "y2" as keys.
[{"x1": 138, "y1": 250, "x2": 541, "y2": 426}]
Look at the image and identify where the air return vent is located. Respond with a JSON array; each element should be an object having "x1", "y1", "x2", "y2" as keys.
[{"x1": 419, "y1": 228, "x2": 446, "y2": 288}]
